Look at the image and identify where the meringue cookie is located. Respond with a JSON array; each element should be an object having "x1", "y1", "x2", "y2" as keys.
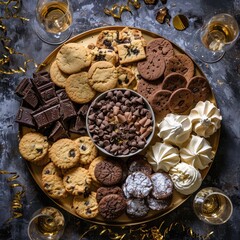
[
  {"x1": 146, "y1": 142, "x2": 180, "y2": 172},
  {"x1": 158, "y1": 113, "x2": 192, "y2": 147},
  {"x1": 169, "y1": 162, "x2": 202, "y2": 195},
  {"x1": 189, "y1": 101, "x2": 222, "y2": 138},
  {"x1": 180, "y1": 135, "x2": 214, "y2": 170}
]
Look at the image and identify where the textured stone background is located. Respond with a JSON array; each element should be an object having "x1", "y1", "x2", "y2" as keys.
[{"x1": 0, "y1": 0, "x2": 240, "y2": 239}]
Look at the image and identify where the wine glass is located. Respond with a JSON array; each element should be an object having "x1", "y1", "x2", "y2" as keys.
[
  {"x1": 190, "y1": 13, "x2": 239, "y2": 63},
  {"x1": 32, "y1": 0, "x2": 73, "y2": 45},
  {"x1": 193, "y1": 187, "x2": 233, "y2": 225},
  {"x1": 28, "y1": 207, "x2": 65, "y2": 240}
]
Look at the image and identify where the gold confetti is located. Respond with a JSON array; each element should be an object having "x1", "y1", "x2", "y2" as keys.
[
  {"x1": 0, "y1": 0, "x2": 38, "y2": 75},
  {"x1": 104, "y1": 0, "x2": 141, "y2": 19},
  {"x1": 0, "y1": 170, "x2": 25, "y2": 222}
]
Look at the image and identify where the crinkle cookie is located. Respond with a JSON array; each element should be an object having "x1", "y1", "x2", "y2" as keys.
[
  {"x1": 123, "y1": 172, "x2": 152, "y2": 198},
  {"x1": 73, "y1": 192, "x2": 99, "y2": 219},
  {"x1": 63, "y1": 167, "x2": 91, "y2": 195},
  {"x1": 42, "y1": 162, "x2": 68, "y2": 199},
  {"x1": 74, "y1": 136, "x2": 98, "y2": 165},
  {"x1": 49, "y1": 138, "x2": 80, "y2": 169},
  {"x1": 19, "y1": 132, "x2": 49, "y2": 162},
  {"x1": 126, "y1": 198, "x2": 149, "y2": 218},
  {"x1": 56, "y1": 43, "x2": 92, "y2": 74}
]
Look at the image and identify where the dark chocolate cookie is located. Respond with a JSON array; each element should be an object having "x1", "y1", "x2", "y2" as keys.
[
  {"x1": 187, "y1": 76, "x2": 211, "y2": 103},
  {"x1": 123, "y1": 172, "x2": 152, "y2": 198},
  {"x1": 137, "y1": 78, "x2": 162, "y2": 101},
  {"x1": 126, "y1": 198, "x2": 149, "y2": 218},
  {"x1": 162, "y1": 73, "x2": 187, "y2": 92},
  {"x1": 150, "y1": 173, "x2": 173, "y2": 200},
  {"x1": 149, "y1": 90, "x2": 172, "y2": 116},
  {"x1": 137, "y1": 53, "x2": 165, "y2": 81},
  {"x1": 127, "y1": 155, "x2": 152, "y2": 176},
  {"x1": 168, "y1": 88, "x2": 194, "y2": 113},
  {"x1": 164, "y1": 54, "x2": 194, "y2": 81},
  {"x1": 98, "y1": 194, "x2": 126, "y2": 219},
  {"x1": 96, "y1": 186, "x2": 124, "y2": 203},
  {"x1": 94, "y1": 159, "x2": 123, "y2": 186},
  {"x1": 146, "y1": 38, "x2": 174, "y2": 60}
]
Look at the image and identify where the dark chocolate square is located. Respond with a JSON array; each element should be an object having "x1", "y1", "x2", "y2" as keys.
[
  {"x1": 15, "y1": 106, "x2": 35, "y2": 128},
  {"x1": 15, "y1": 78, "x2": 33, "y2": 97},
  {"x1": 60, "y1": 99, "x2": 77, "y2": 121},
  {"x1": 23, "y1": 89, "x2": 39, "y2": 109},
  {"x1": 49, "y1": 121, "x2": 68, "y2": 142}
]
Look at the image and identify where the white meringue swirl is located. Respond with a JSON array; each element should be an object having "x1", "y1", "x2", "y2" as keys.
[
  {"x1": 158, "y1": 113, "x2": 192, "y2": 147},
  {"x1": 180, "y1": 135, "x2": 214, "y2": 170},
  {"x1": 146, "y1": 142, "x2": 180, "y2": 172},
  {"x1": 189, "y1": 101, "x2": 222, "y2": 138},
  {"x1": 169, "y1": 162, "x2": 202, "y2": 195}
]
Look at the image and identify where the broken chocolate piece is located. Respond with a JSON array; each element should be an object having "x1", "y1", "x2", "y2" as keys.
[
  {"x1": 15, "y1": 78, "x2": 33, "y2": 97},
  {"x1": 15, "y1": 106, "x2": 35, "y2": 128},
  {"x1": 23, "y1": 89, "x2": 39, "y2": 109},
  {"x1": 49, "y1": 121, "x2": 68, "y2": 142},
  {"x1": 60, "y1": 99, "x2": 76, "y2": 121}
]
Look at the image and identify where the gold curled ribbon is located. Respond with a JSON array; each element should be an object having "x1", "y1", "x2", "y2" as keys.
[
  {"x1": 79, "y1": 221, "x2": 214, "y2": 240},
  {"x1": 104, "y1": 0, "x2": 141, "y2": 19},
  {"x1": 0, "y1": 0, "x2": 38, "y2": 74},
  {"x1": 0, "y1": 170, "x2": 25, "y2": 222}
]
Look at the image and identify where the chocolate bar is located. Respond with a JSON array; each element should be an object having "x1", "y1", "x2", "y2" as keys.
[
  {"x1": 15, "y1": 106, "x2": 35, "y2": 128},
  {"x1": 15, "y1": 78, "x2": 33, "y2": 97}
]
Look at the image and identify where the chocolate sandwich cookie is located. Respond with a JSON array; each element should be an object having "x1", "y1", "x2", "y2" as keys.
[
  {"x1": 137, "y1": 53, "x2": 165, "y2": 81},
  {"x1": 127, "y1": 155, "x2": 152, "y2": 176},
  {"x1": 146, "y1": 38, "x2": 174, "y2": 60},
  {"x1": 150, "y1": 172, "x2": 173, "y2": 200},
  {"x1": 96, "y1": 186, "x2": 124, "y2": 203},
  {"x1": 98, "y1": 194, "x2": 126, "y2": 219},
  {"x1": 94, "y1": 159, "x2": 123, "y2": 186},
  {"x1": 126, "y1": 198, "x2": 149, "y2": 218},
  {"x1": 162, "y1": 73, "x2": 187, "y2": 92},
  {"x1": 168, "y1": 88, "x2": 194, "y2": 114},
  {"x1": 164, "y1": 54, "x2": 194, "y2": 81},
  {"x1": 187, "y1": 76, "x2": 211, "y2": 103},
  {"x1": 149, "y1": 89, "x2": 171, "y2": 117},
  {"x1": 137, "y1": 78, "x2": 162, "y2": 102}
]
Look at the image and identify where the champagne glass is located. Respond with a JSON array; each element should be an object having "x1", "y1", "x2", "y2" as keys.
[
  {"x1": 190, "y1": 13, "x2": 239, "y2": 63},
  {"x1": 193, "y1": 187, "x2": 233, "y2": 225},
  {"x1": 33, "y1": 0, "x2": 73, "y2": 45},
  {"x1": 28, "y1": 207, "x2": 65, "y2": 240}
]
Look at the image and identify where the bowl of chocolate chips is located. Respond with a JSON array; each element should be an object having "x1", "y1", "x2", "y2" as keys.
[{"x1": 87, "y1": 89, "x2": 155, "y2": 158}]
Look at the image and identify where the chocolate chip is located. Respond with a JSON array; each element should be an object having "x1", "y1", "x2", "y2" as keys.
[{"x1": 69, "y1": 149, "x2": 75, "y2": 157}]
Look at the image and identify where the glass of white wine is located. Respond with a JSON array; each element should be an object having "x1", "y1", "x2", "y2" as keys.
[
  {"x1": 33, "y1": 0, "x2": 73, "y2": 45},
  {"x1": 191, "y1": 13, "x2": 239, "y2": 63},
  {"x1": 28, "y1": 207, "x2": 65, "y2": 240},
  {"x1": 193, "y1": 187, "x2": 233, "y2": 225}
]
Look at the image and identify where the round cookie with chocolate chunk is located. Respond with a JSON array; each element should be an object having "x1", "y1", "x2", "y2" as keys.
[
  {"x1": 96, "y1": 186, "x2": 124, "y2": 203},
  {"x1": 146, "y1": 38, "x2": 174, "y2": 60},
  {"x1": 50, "y1": 61, "x2": 69, "y2": 88},
  {"x1": 123, "y1": 172, "x2": 152, "y2": 198},
  {"x1": 164, "y1": 54, "x2": 194, "y2": 81},
  {"x1": 73, "y1": 192, "x2": 99, "y2": 219},
  {"x1": 19, "y1": 132, "x2": 49, "y2": 162},
  {"x1": 187, "y1": 76, "x2": 211, "y2": 103},
  {"x1": 56, "y1": 43, "x2": 92, "y2": 74},
  {"x1": 65, "y1": 72, "x2": 96, "y2": 104},
  {"x1": 137, "y1": 53, "x2": 165, "y2": 81},
  {"x1": 147, "y1": 196, "x2": 171, "y2": 211},
  {"x1": 98, "y1": 194, "x2": 126, "y2": 219},
  {"x1": 42, "y1": 162, "x2": 68, "y2": 199},
  {"x1": 137, "y1": 78, "x2": 162, "y2": 101},
  {"x1": 150, "y1": 172, "x2": 173, "y2": 200},
  {"x1": 74, "y1": 136, "x2": 98, "y2": 165},
  {"x1": 88, "y1": 61, "x2": 118, "y2": 92},
  {"x1": 168, "y1": 88, "x2": 194, "y2": 114},
  {"x1": 149, "y1": 89, "x2": 172, "y2": 116},
  {"x1": 126, "y1": 198, "x2": 149, "y2": 218},
  {"x1": 94, "y1": 159, "x2": 123, "y2": 186},
  {"x1": 63, "y1": 167, "x2": 91, "y2": 195},
  {"x1": 162, "y1": 73, "x2": 187, "y2": 92},
  {"x1": 127, "y1": 155, "x2": 152, "y2": 176},
  {"x1": 49, "y1": 138, "x2": 80, "y2": 169}
]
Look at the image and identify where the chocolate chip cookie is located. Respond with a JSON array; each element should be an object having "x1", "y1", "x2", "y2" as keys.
[{"x1": 162, "y1": 73, "x2": 187, "y2": 92}]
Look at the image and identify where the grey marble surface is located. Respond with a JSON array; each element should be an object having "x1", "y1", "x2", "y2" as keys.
[{"x1": 0, "y1": 0, "x2": 240, "y2": 239}]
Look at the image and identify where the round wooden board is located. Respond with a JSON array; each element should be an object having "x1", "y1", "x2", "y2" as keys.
[{"x1": 19, "y1": 26, "x2": 220, "y2": 226}]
